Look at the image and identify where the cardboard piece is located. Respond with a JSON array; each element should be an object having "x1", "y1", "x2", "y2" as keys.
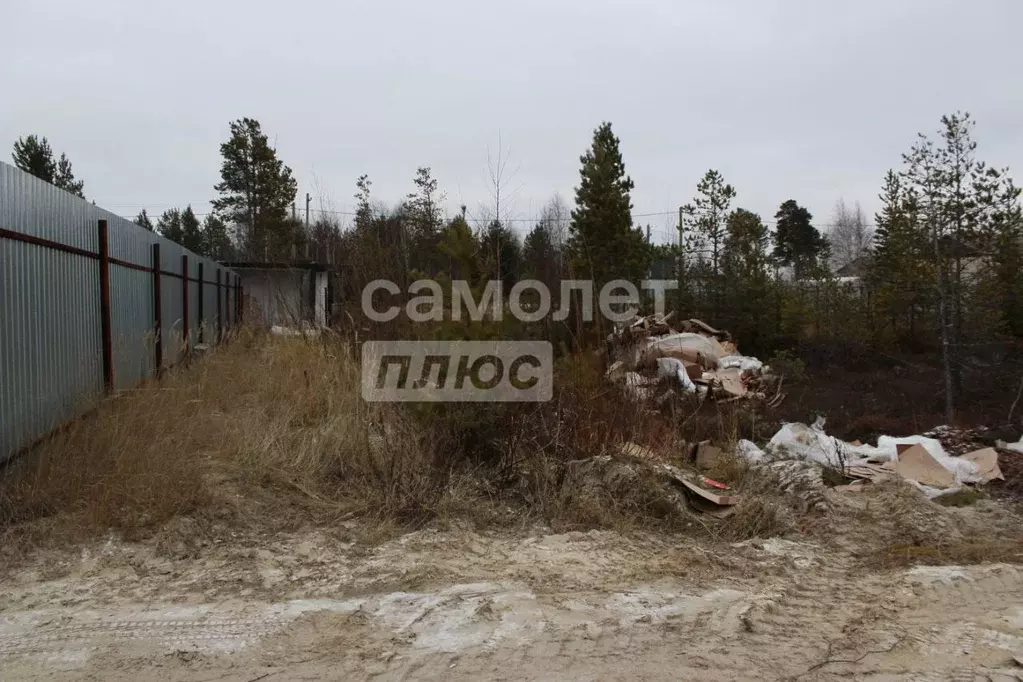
[
  {"x1": 960, "y1": 448, "x2": 1004, "y2": 483},
  {"x1": 682, "y1": 360, "x2": 703, "y2": 381},
  {"x1": 714, "y1": 369, "x2": 745, "y2": 397},
  {"x1": 895, "y1": 444, "x2": 955, "y2": 488}
]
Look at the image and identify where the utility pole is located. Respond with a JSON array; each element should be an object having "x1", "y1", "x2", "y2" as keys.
[
  {"x1": 678, "y1": 206, "x2": 685, "y2": 300},
  {"x1": 646, "y1": 225, "x2": 651, "y2": 243}
]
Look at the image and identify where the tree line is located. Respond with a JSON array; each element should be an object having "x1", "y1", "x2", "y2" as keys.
[{"x1": 11, "y1": 111, "x2": 1023, "y2": 417}]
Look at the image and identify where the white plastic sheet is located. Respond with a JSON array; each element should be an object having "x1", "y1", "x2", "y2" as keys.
[
  {"x1": 635, "y1": 333, "x2": 720, "y2": 367},
  {"x1": 718, "y1": 355, "x2": 764, "y2": 373},
  {"x1": 997, "y1": 436, "x2": 1023, "y2": 454},
  {"x1": 737, "y1": 439, "x2": 766, "y2": 463},
  {"x1": 656, "y1": 357, "x2": 696, "y2": 393}
]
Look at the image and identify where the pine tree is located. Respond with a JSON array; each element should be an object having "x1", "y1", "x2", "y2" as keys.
[
  {"x1": 354, "y1": 174, "x2": 374, "y2": 231},
  {"x1": 135, "y1": 209, "x2": 155, "y2": 231},
  {"x1": 12, "y1": 135, "x2": 56, "y2": 181},
  {"x1": 724, "y1": 208, "x2": 770, "y2": 281},
  {"x1": 681, "y1": 169, "x2": 736, "y2": 277},
  {"x1": 773, "y1": 200, "x2": 828, "y2": 280},
  {"x1": 480, "y1": 220, "x2": 522, "y2": 292},
  {"x1": 201, "y1": 214, "x2": 233, "y2": 260},
  {"x1": 721, "y1": 208, "x2": 770, "y2": 343},
  {"x1": 12, "y1": 135, "x2": 84, "y2": 197},
  {"x1": 179, "y1": 206, "x2": 204, "y2": 253},
  {"x1": 437, "y1": 215, "x2": 483, "y2": 283},
  {"x1": 156, "y1": 209, "x2": 184, "y2": 245},
  {"x1": 54, "y1": 153, "x2": 84, "y2": 197},
  {"x1": 566, "y1": 122, "x2": 650, "y2": 289},
  {"x1": 211, "y1": 118, "x2": 298, "y2": 259},
  {"x1": 402, "y1": 167, "x2": 444, "y2": 273}
]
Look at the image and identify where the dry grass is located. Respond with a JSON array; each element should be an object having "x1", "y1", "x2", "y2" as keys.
[
  {"x1": 0, "y1": 329, "x2": 817, "y2": 551},
  {"x1": 8, "y1": 326, "x2": 1015, "y2": 566},
  {"x1": 0, "y1": 373, "x2": 211, "y2": 536},
  {"x1": 0, "y1": 328, "x2": 450, "y2": 550}
]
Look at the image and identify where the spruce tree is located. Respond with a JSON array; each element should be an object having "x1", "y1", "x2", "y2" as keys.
[{"x1": 566, "y1": 122, "x2": 650, "y2": 289}]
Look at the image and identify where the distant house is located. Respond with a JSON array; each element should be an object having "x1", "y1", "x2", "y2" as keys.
[
  {"x1": 220, "y1": 261, "x2": 331, "y2": 328},
  {"x1": 836, "y1": 254, "x2": 872, "y2": 279}
]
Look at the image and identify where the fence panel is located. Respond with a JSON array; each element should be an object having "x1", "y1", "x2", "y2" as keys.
[{"x1": 0, "y1": 162, "x2": 236, "y2": 460}]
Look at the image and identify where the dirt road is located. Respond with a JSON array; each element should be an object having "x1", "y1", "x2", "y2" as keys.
[{"x1": 1, "y1": 523, "x2": 1022, "y2": 681}]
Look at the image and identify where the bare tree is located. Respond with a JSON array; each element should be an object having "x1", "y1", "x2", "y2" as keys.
[
  {"x1": 475, "y1": 132, "x2": 522, "y2": 230},
  {"x1": 827, "y1": 198, "x2": 874, "y2": 270},
  {"x1": 538, "y1": 193, "x2": 570, "y2": 249}
]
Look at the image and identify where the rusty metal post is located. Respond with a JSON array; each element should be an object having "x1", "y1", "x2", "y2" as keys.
[
  {"x1": 152, "y1": 243, "x2": 163, "y2": 375},
  {"x1": 197, "y1": 262, "x2": 204, "y2": 343},
  {"x1": 98, "y1": 220, "x2": 113, "y2": 392},
  {"x1": 181, "y1": 255, "x2": 189, "y2": 359},
  {"x1": 216, "y1": 268, "x2": 222, "y2": 343}
]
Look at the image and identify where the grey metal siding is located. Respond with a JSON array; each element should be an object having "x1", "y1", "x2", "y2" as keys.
[{"x1": 0, "y1": 162, "x2": 237, "y2": 460}]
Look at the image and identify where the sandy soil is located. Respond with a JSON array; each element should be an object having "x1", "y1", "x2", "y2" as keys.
[{"x1": 2, "y1": 503, "x2": 1023, "y2": 681}]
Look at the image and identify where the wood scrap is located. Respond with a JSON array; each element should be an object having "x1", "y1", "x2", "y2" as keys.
[
  {"x1": 678, "y1": 477, "x2": 738, "y2": 506},
  {"x1": 618, "y1": 442, "x2": 659, "y2": 461}
]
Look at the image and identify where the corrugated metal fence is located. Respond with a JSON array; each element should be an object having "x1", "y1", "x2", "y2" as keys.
[{"x1": 0, "y1": 161, "x2": 240, "y2": 461}]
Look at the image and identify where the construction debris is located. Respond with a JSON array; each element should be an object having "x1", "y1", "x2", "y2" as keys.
[
  {"x1": 608, "y1": 313, "x2": 777, "y2": 403},
  {"x1": 740, "y1": 418, "x2": 1008, "y2": 499},
  {"x1": 960, "y1": 448, "x2": 1005, "y2": 483},
  {"x1": 895, "y1": 444, "x2": 956, "y2": 489}
]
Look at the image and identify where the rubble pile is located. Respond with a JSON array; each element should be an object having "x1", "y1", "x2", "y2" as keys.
[{"x1": 606, "y1": 314, "x2": 781, "y2": 404}]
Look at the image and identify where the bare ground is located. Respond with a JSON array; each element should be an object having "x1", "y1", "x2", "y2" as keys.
[{"x1": 2, "y1": 488, "x2": 1023, "y2": 681}]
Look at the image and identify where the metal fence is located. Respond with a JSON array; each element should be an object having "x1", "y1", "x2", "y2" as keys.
[{"x1": 0, "y1": 161, "x2": 240, "y2": 461}]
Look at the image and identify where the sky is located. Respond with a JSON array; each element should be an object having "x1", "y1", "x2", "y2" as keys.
[{"x1": 2, "y1": 0, "x2": 1021, "y2": 244}]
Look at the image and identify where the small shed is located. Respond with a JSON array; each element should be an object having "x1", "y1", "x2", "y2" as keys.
[{"x1": 220, "y1": 261, "x2": 330, "y2": 328}]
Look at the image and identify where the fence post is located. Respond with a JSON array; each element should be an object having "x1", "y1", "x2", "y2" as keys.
[
  {"x1": 152, "y1": 243, "x2": 163, "y2": 375},
  {"x1": 197, "y1": 263, "x2": 204, "y2": 344},
  {"x1": 181, "y1": 255, "x2": 189, "y2": 360},
  {"x1": 98, "y1": 220, "x2": 113, "y2": 393},
  {"x1": 307, "y1": 269, "x2": 316, "y2": 324},
  {"x1": 216, "y1": 268, "x2": 222, "y2": 343},
  {"x1": 237, "y1": 275, "x2": 243, "y2": 323}
]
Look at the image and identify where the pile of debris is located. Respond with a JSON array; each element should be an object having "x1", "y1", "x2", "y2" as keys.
[
  {"x1": 606, "y1": 313, "x2": 781, "y2": 404},
  {"x1": 738, "y1": 417, "x2": 1006, "y2": 499}
]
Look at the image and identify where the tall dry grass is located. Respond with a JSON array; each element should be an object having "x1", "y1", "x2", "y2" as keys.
[
  {"x1": 0, "y1": 328, "x2": 445, "y2": 541},
  {"x1": 0, "y1": 326, "x2": 804, "y2": 547}
]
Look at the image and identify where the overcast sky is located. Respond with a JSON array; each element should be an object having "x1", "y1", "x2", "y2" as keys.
[{"x1": 2, "y1": 0, "x2": 1020, "y2": 242}]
